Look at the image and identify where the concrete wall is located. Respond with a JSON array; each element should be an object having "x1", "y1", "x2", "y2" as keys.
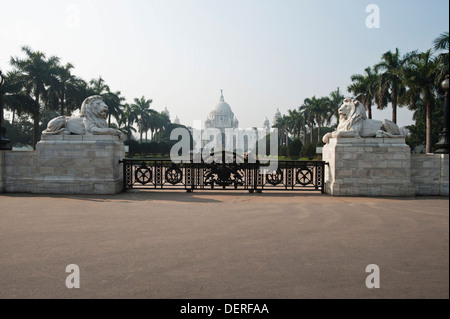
[
  {"x1": 324, "y1": 137, "x2": 449, "y2": 197},
  {"x1": 2, "y1": 151, "x2": 36, "y2": 193},
  {"x1": 0, "y1": 135, "x2": 124, "y2": 195},
  {"x1": 411, "y1": 154, "x2": 449, "y2": 197}
]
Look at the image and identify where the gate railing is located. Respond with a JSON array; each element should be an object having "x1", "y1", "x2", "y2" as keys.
[{"x1": 120, "y1": 157, "x2": 326, "y2": 193}]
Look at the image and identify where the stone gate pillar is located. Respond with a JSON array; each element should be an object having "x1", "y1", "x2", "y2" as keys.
[
  {"x1": 323, "y1": 137, "x2": 415, "y2": 197},
  {"x1": 32, "y1": 135, "x2": 124, "y2": 195}
]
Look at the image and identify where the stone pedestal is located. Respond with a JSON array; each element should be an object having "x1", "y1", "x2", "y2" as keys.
[
  {"x1": 32, "y1": 135, "x2": 124, "y2": 194},
  {"x1": 323, "y1": 137, "x2": 415, "y2": 197}
]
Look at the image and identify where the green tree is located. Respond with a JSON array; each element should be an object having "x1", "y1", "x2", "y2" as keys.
[
  {"x1": 287, "y1": 139, "x2": 302, "y2": 158},
  {"x1": 300, "y1": 96, "x2": 332, "y2": 143},
  {"x1": 299, "y1": 142, "x2": 317, "y2": 160},
  {"x1": 103, "y1": 90, "x2": 125, "y2": 126},
  {"x1": 46, "y1": 63, "x2": 87, "y2": 116},
  {"x1": 154, "y1": 112, "x2": 171, "y2": 142},
  {"x1": 10, "y1": 46, "x2": 61, "y2": 149},
  {"x1": 402, "y1": 50, "x2": 439, "y2": 153},
  {"x1": 374, "y1": 48, "x2": 415, "y2": 124},
  {"x1": 131, "y1": 96, "x2": 155, "y2": 143},
  {"x1": 300, "y1": 97, "x2": 317, "y2": 144},
  {"x1": 273, "y1": 115, "x2": 289, "y2": 147},
  {"x1": 348, "y1": 68, "x2": 379, "y2": 119},
  {"x1": 89, "y1": 76, "x2": 110, "y2": 95},
  {"x1": 1, "y1": 70, "x2": 38, "y2": 130},
  {"x1": 329, "y1": 87, "x2": 345, "y2": 126},
  {"x1": 119, "y1": 103, "x2": 138, "y2": 141},
  {"x1": 286, "y1": 109, "x2": 303, "y2": 140},
  {"x1": 433, "y1": 31, "x2": 449, "y2": 84}
]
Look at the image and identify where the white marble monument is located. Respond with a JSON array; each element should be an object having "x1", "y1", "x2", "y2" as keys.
[
  {"x1": 43, "y1": 95, "x2": 125, "y2": 140},
  {"x1": 20, "y1": 96, "x2": 125, "y2": 194},
  {"x1": 323, "y1": 98, "x2": 415, "y2": 196}
]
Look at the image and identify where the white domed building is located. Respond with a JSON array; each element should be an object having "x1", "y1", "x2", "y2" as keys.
[
  {"x1": 196, "y1": 90, "x2": 258, "y2": 153},
  {"x1": 273, "y1": 108, "x2": 282, "y2": 125},
  {"x1": 205, "y1": 90, "x2": 239, "y2": 130}
]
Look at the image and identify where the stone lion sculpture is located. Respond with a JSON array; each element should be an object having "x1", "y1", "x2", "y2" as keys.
[
  {"x1": 43, "y1": 95, "x2": 125, "y2": 141},
  {"x1": 322, "y1": 98, "x2": 403, "y2": 144}
]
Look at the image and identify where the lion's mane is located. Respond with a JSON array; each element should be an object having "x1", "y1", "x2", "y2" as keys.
[{"x1": 80, "y1": 95, "x2": 108, "y2": 130}]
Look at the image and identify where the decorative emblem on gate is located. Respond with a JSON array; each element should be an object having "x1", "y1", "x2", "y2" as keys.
[
  {"x1": 204, "y1": 163, "x2": 244, "y2": 187},
  {"x1": 165, "y1": 165, "x2": 183, "y2": 185},
  {"x1": 135, "y1": 165, "x2": 152, "y2": 185},
  {"x1": 297, "y1": 168, "x2": 313, "y2": 186},
  {"x1": 266, "y1": 169, "x2": 283, "y2": 186}
]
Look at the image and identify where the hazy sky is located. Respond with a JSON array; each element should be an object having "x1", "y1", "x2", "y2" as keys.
[{"x1": 1, "y1": 0, "x2": 448, "y2": 129}]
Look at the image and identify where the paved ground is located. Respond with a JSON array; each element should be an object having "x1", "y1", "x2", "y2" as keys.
[{"x1": 0, "y1": 191, "x2": 448, "y2": 299}]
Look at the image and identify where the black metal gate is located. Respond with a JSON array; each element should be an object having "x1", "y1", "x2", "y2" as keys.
[{"x1": 120, "y1": 155, "x2": 326, "y2": 193}]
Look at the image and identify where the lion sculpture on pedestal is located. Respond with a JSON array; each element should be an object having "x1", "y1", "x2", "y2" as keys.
[
  {"x1": 323, "y1": 98, "x2": 404, "y2": 144},
  {"x1": 42, "y1": 95, "x2": 125, "y2": 141}
]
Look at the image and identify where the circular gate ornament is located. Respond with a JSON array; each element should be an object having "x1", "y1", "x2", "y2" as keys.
[
  {"x1": 297, "y1": 168, "x2": 313, "y2": 186},
  {"x1": 135, "y1": 166, "x2": 152, "y2": 185},
  {"x1": 165, "y1": 166, "x2": 183, "y2": 185},
  {"x1": 266, "y1": 169, "x2": 284, "y2": 186}
]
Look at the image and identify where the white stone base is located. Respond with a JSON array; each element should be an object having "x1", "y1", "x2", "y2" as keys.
[
  {"x1": 1, "y1": 135, "x2": 124, "y2": 195},
  {"x1": 323, "y1": 137, "x2": 415, "y2": 197},
  {"x1": 411, "y1": 154, "x2": 449, "y2": 197}
]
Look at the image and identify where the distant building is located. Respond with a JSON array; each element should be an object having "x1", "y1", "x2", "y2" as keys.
[
  {"x1": 174, "y1": 116, "x2": 180, "y2": 125},
  {"x1": 205, "y1": 90, "x2": 239, "y2": 131},
  {"x1": 273, "y1": 108, "x2": 281, "y2": 125},
  {"x1": 263, "y1": 117, "x2": 271, "y2": 130},
  {"x1": 190, "y1": 90, "x2": 260, "y2": 153},
  {"x1": 163, "y1": 107, "x2": 170, "y2": 120},
  {"x1": 186, "y1": 90, "x2": 284, "y2": 154}
]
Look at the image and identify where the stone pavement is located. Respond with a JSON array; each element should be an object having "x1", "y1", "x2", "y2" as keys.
[{"x1": 0, "y1": 191, "x2": 448, "y2": 299}]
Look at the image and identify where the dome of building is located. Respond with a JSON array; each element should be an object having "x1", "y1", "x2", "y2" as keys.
[
  {"x1": 205, "y1": 90, "x2": 238, "y2": 129},
  {"x1": 273, "y1": 108, "x2": 281, "y2": 124},
  {"x1": 209, "y1": 92, "x2": 233, "y2": 116},
  {"x1": 211, "y1": 101, "x2": 233, "y2": 115}
]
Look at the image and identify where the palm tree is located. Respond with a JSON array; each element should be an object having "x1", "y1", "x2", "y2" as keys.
[
  {"x1": 46, "y1": 63, "x2": 86, "y2": 116},
  {"x1": 300, "y1": 97, "x2": 319, "y2": 143},
  {"x1": 103, "y1": 90, "x2": 125, "y2": 126},
  {"x1": 273, "y1": 115, "x2": 289, "y2": 146},
  {"x1": 1, "y1": 70, "x2": 38, "y2": 128},
  {"x1": 287, "y1": 109, "x2": 303, "y2": 140},
  {"x1": 131, "y1": 96, "x2": 154, "y2": 143},
  {"x1": 155, "y1": 112, "x2": 171, "y2": 142},
  {"x1": 89, "y1": 77, "x2": 124, "y2": 126},
  {"x1": 314, "y1": 97, "x2": 333, "y2": 142},
  {"x1": 374, "y1": 48, "x2": 415, "y2": 124},
  {"x1": 329, "y1": 87, "x2": 345, "y2": 125},
  {"x1": 434, "y1": 32, "x2": 449, "y2": 85},
  {"x1": 348, "y1": 68, "x2": 379, "y2": 119},
  {"x1": 119, "y1": 103, "x2": 138, "y2": 141},
  {"x1": 10, "y1": 46, "x2": 60, "y2": 149},
  {"x1": 402, "y1": 50, "x2": 439, "y2": 153},
  {"x1": 89, "y1": 76, "x2": 110, "y2": 95}
]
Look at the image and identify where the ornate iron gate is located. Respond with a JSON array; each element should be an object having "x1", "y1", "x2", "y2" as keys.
[{"x1": 120, "y1": 156, "x2": 326, "y2": 193}]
